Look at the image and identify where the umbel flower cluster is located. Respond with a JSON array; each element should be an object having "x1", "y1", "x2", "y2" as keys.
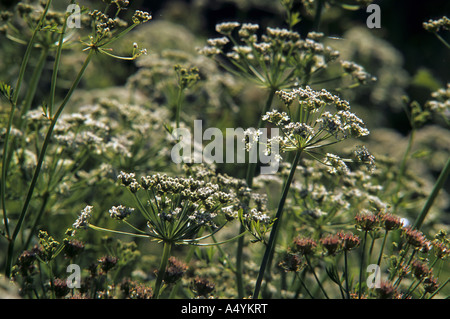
[
  {"x1": 199, "y1": 22, "x2": 341, "y2": 89},
  {"x1": 425, "y1": 83, "x2": 450, "y2": 117},
  {"x1": 423, "y1": 16, "x2": 450, "y2": 33},
  {"x1": 244, "y1": 86, "x2": 374, "y2": 173},
  {"x1": 74, "y1": 164, "x2": 272, "y2": 245}
]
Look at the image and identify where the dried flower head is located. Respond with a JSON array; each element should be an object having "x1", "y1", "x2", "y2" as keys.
[
  {"x1": 53, "y1": 278, "x2": 70, "y2": 298},
  {"x1": 120, "y1": 279, "x2": 153, "y2": 299},
  {"x1": 163, "y1": 257, "x2": 188, "y2": 285},
  {"x1": 376, "y1": 281, "x2": 398, "y2": 299},
  {"x1": 279, "y1": 253, "x2": 304, "y2": 272},
  {"x1": 380, "y1": 213, "x2": 402, "y2": 231},
  {"x1": 355, "y1": 211, "x2": 379, "y2": 231},
  {"x1": 63, "y1": 239, "x2": 85, "y2": 259},
  {"x1": 320, "y1": 234, "x2": 342, "y2": 255},
  {"x1": 14, "y1": 246, "x2": 41, "y2": 277},
  {"x1": 410, "y1": 259, "x2": 431, "y2": 279},
  {"x1": 192, "y1": 276, "x2": 215, "y2": 297},
  {"x1": 423, "y1": 276, "x2": 439, "y2": 294},
  {"x1": 98, "y1": 255, "x2": 118, "y2": 273},
  {"x1": 338, "y1": 232, "x2": 361, "y2": 251},
  {"x1": 293, "y1": 237, "x2": 317, "y2": 255},
  {"x1": 403, "y1": 227, "x2": 427, "y2": 249}
]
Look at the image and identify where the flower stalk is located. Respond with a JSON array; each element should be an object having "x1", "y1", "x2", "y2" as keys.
[{"x1": 253, "y1": 149, "x2": 302, "y2": 298}]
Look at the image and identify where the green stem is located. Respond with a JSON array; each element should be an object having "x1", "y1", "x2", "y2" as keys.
[
  {"x1": 434, "y1": 33, "x2": 450, "y2": 50},
  {"x1": 305, "y1": 254, "x2": 329, "y2": 299},
  {"x1": 389, "y1": 242, "x2": 410, "y2": 282},
  {"x1": 20, "y1": 47, "x2": 50, "y2": 123},
  {"x1": 175, "y1": 87, "x2": 183, "y2": 131},
  {"x1": 4, "y1": 50, "x2": 94, "y2": 278},
  {"x1": 154, "y1": 241, "x2": 172, "y2": 299},
  {"x1": 344, "y1": 250, "x2": 350, "y2": 299},
  {"x1": 252, "y1": 149, "x2": 302, "y2": 299},
  {"x1": 358, "y1": 231, "x2": 368, "y2": 299},
  {"x1": 413, "y1": 156, "x2": 450, "y2": 230},
  {"x1": 294, "y1": 271, "x2": 314, "y2": 299},
  {"x1": 429, "y1": 278, "x2": 449, "y2": 299},
  {"x1": 48, "y1": 11, "x2": 70, "y2": 118},
  {"x1": 394, "y1": 249, "x2": 416, "y2": 289},
  {"x1": 392, "y1": 129, "x2": 415, "y2": 214},
  {"x1": 376, "y1": 230, "x2": 389, "y2": 267},
  {"x1": 236, "y1": 89, "x2": 276, "y2": 298},
  {"x1": 403, "y1": 278, "x2": 422, "y2": 299},
  {"x1": 1, "y1": 0, "x2": 53, "y2": 242},
  {"x1": 313, "y1": 0, "x2": 324, "y2": 32}
]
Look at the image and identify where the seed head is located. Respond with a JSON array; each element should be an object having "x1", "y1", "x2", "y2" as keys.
[
  {"x1": 292, "y1": 237, "x2": 317, "y2": 255},
  {"x1": 53, "y1": 278, "x2": 70, "y2": 298},
  {"x1": 423, "y1": 276, "x2": 439, "y2": 294},
  {"x1": 192, "y1": 276, "x2": 215, "y2": 297},
  {"x1": 380, "y1": 213, "x2": 402, "y2": 231},
  {"x1": 376, "y1": 281, "x2": 398, "y2": 299},
  {"x1": 338, "y1": 232, "x2": 360, "y2": 251},
  {"x1": 355, "y1": 211, "x2": 379, "y2": 231},
  {"x1": 163, "y1": 257, "x2": 188, "y2": 285},
  {"x1": 63, "y1": 238, "x2": 85, "y2": 259},
  {"x1": 320, "y1": 234, "x2": 342, "y2": 255},
  {"x1": 403, "y1": 227, "x2": 427, "y2": 249},
  {"x1": 279, "y1": 253, "x2": 304, "y2": 272},
  {"x1": 98, "y1": 255, "x2": 118, "y2": 273},
  {"x1": 411, "y1": 260, "x2": 431, "y2": 279}
]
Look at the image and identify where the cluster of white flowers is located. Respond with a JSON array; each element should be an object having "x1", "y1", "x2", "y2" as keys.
[
  {"x1": 425, "y1": 83, "x2": 449, "y2": 115},
  {"x1": 73, "y1": 205, "x2": 93, "y2": 229},
  {"x1": 109, "y1": 205, "x2": 134, "y2": 220}
]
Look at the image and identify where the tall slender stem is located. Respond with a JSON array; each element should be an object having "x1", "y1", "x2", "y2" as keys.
[
  {"x1": 413, "y1": 156, "x2": 450, "y2": 230},
  {"x1": 4, "y1": 50, "x2": 94, "y2": 278},
  {"x1": 175, "y1": 87, "x2": 183, "y2": 132},
  {"x1": 48, "y1": 10, "x2": 70, "y2": 118},
  {"x1": 392, "y1": 129, "x2": 415, "y2": 214},
  {"x1": 1, "y1": 0, "x2": 53, "y2": 242},
  {"x1": 236, "y1": 89, "x2": 275, "y2": 298},
  {"x1": 20, "y1": 47, "x2": 49, "y2": 123},
  {"x1": 313, "y1": 0, "x2": 324, "y2": 31},
  {"x1": 252, "y1": 149, "x2": 302, "y2": 299},
  {"x1": 154, "y1": 241, "x2": 172, "y2": 299},
  {"x1": 305, "y1": 255, "x2": 329, "y2": 299},
  {"x1": 359, "y1": 231, "x2": 368, "y2": 299},
  {"x1": 344, "y1": 250, "x2": 350, "y2": 299}
]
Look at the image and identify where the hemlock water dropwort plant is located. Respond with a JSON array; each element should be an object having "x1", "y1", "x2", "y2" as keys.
[
  {"x1": 0, "y1": 0, "x2": 151, "y2": 279},
  {"x1": 1, "y1": 0, "x2": 448, "y2": 300},
  {"x1": 74, "y1": 164, "x2": 273, "y2": 298},
  {"x1": 248, "y1": 85, "x2": 374, "y2": 298}
]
